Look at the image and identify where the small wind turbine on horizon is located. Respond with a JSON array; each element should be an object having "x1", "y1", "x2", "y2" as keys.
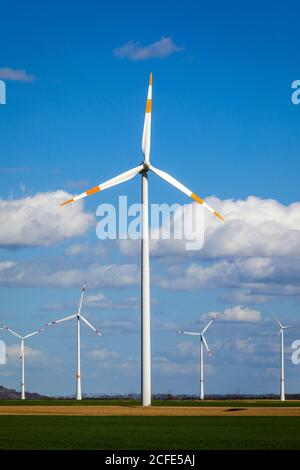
[
  {"x1": 273, "y1": 315, "x2": 295, "y2": 401},
  {"x1": 59, "y1": 73, "x2": 224, "y2": 406},
  {"x1": 178, "y1": 316, "x2": 216, "y2": 400},
  {"x1": 0, "y1": 325, "x2": 44, "y2": 400},
  {"x1": 45, "y1": 282, "x2": 101, "y2": 400}
]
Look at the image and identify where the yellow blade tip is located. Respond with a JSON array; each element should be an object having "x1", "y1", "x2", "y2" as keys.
[
  {"x1": 60, "y1": 199, "x2": 73, "y2": 207},
  {"x1": 191, "y1": 193, "x2": 204, "y2": 205},
  {"x1": 214, "y1": 211, "x2": 225, "y2": 222}
]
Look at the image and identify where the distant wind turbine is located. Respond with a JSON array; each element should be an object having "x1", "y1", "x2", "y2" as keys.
[
  {"x1": 178, "y1": 316, "x2": 216, "y2": 400},
  {"x1": 46, "y1": 283, "x2": 101, "y2": 400},
  {"x1": 59, "y1": 74, "x2": 224, "y2": 406},
  {"x1": 0, "y1": 325, "x2": 44, "y2": 400},
  {"x1": 273, "y1": 315, "x2": 294, "y2": 401}
]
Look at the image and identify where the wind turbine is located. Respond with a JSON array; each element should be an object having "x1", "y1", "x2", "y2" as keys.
[
  {"x1": 178, "y1": 317, "x2": 215, "y2": 400},
  {"x1": 60, "y1": 73, "x2": 224, "y2": 406},
  {"x1": 45, "y1": 282, "x2": 101, "y2": 400},
  {"x1": 273, "y1": 315, "x2": 294, "y2": 401},
  {"x1": 0, "y1": 325, "x2": 44, "y2": 400}
]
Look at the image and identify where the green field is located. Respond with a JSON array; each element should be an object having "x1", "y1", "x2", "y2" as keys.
[
  {"x1": 1, "y1": 398, "x2": 300, "y2": 407},
  {"x1": 0, "y1": 416, "x2": 299, "y2": 450}
]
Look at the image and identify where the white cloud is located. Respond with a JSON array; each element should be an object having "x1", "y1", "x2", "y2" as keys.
[
  {"x1": 87, "y1": 348, "x2": 118, "y2": 361},
  {"x1": 0, "y1": 259, "x2": 139, "y2": 289},
  {"x1": 0, "y1": 67, "x2": 35, "y2": 82},
  {"x1": 0, "y1": 261, "x2": 15, "y2": 271},
  {"x1": 176, "y1": 341, "x2": 199, "y2": 358},
  {"x1": 85, "y1": 293, "x2": 139, "y2": 310},
  {"x1": 152, "y1": 318, "x2": 179, "y2": 332},
  {"x1": 43, "y1": 293, "x2": 139, "y2": 313},
  {"x1": 118, "y1": 195, "x2": 300, "y2": 266},
  {"x1": 201, "y1": 196, "x2": 300, "y2": 259},
  {"x1": 114, "y1": 37, "x2": 183, "y2": 61},
  {"x1": 98, "y1": 318, "x2": 137, "y2": 333},
  {"x1": 149, "y1": 195, "x2": 300, "y2": 300},
  {"x1": 2, "y1": 191, "x2": 300, "y2": 304},
  {"x1": 6, "y1": 344, "x2": 49, "y2": 365},
  {"x1": 148, "y1": 196, "x2": 300, "y2": 260},
  {"x1": 65, "y1": 243, "x2": 106, "y2": 257},
  {"x1": 158, "y1": 256, "x2": 300, "y2": 301},
  {"x1": 202, "y1": 305, "x2": 261, "y2": 323},
  {"x1": 0, "y1": 191, "x2": 94, "y2": 247}
]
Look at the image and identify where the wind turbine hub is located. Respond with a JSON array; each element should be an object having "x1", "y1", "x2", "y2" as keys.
[{"x1": 142, "y1": 162, "x2": 150, "y2": 171}]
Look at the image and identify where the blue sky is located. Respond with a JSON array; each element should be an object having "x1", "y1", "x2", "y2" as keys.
[{"x1": 0, "y1": 0, "x2": 300, "y2": 397}]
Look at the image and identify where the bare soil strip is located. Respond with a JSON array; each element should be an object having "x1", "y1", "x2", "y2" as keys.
[{"x1": 1, "y1": 406, "x2": 300, "y2": 416}]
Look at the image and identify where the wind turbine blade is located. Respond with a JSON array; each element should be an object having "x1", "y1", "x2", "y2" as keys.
[
  {"x1": 0, "y1": 325, "x2": 22, "y2": 339},
  {"x1": 201, "y1": 318, "x2": 215, "y2": 335},
  {"x1": 45, "y1": 314, "x2": 77, "y2": 326},
  {"x1": 273, "y1": 315, "x2": 284, "y2": 329},
  {"x1": 276, "y1": 329, "x2": 283, "y2": 342},
  {"x1": 80, "y1": 315, "x2": 102, "y2": 336},
  {"x1": 60, "y1": 165, "x2": 143, "y2": 206},
  {"x1": 202, "y1": 335, "x2": 211, "y2": 355},
  {"x1": 23, "y1": 328, "x2": 45, "y2": 339},
  {"x1": 77, "y1": 282, "x2": 86, "y2": 316},
  {"x1": 149, "y1": 165, "x2": 224, "y2": 222},
  {"x1": 178, "y1": 330, "x2": 201, "y2": 336},
  {"x1": 142, "y1": 72, "x2": 152, "y2": 162}
]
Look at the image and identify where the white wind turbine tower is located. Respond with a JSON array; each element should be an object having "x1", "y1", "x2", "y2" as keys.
[
  {"x1": 46, "y1": 282, "x2": 101, "y2": 400},
  {"x1": 273, "y1": 315, "x2": 294, "y2": 401},
  {"x1": 178, "y1": 317, "x2": 215, "y2": 400},
  {"x1": 0, "y1": 325, "x2": 44, "y2": 400},
  {"x1": 60, "y1": 73, "x2": 224, "y2": 406}
]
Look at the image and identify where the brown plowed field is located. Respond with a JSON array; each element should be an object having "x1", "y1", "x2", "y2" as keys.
[{"x1": 1, "y1": 405, "x2": 300, "y2": 416}]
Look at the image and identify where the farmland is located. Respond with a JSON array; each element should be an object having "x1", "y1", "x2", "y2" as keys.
[{"x1": 0, "y1": 400, "x2": 300, "y2": 450}]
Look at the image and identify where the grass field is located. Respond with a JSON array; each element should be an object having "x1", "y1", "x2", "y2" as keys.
[
  {"x1": 1, "y1": 400, "x2": 300, "y2": 450},
  {"x1": 0, "y1": 416, "x2": 300, "y2": 450}
]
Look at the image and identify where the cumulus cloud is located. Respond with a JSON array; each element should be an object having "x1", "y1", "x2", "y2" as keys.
[
  {"x1": 121, "y1": 196, "x2": 300, "y2": 259},
  {"x1": 201, "y1": 305, "x2": 261, "y2": 323},
  {"x1": 6, "y1": 344, "x2": 49, "y2": 365},
  {"x1": 2, "y1": 191, "x2": 300, "y2": 304},
  {"x1": 201, "y1": 196, "x2": 300, "y2": 259},
  {"x1": 0, "y1": 259, "x2": 139, "y2": 289},
  {"x1": 147, "y1": 196, "x2": 300, "y2": 260},
  {"x1": 141, "y1": 196, "x2": 300, "y2": 301},
  {"x1": 0, "y1": 191, "x2": 94, "y2": 247},
  {"x1": 0, "y1": 67, "x2": 35, "y2": 82},
  {"x1": 157, "y1": 256, "x2": 300, "y2": 301},
  {"x1": 114, "y1": 37, "x2": 183, "y2": 61}
]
